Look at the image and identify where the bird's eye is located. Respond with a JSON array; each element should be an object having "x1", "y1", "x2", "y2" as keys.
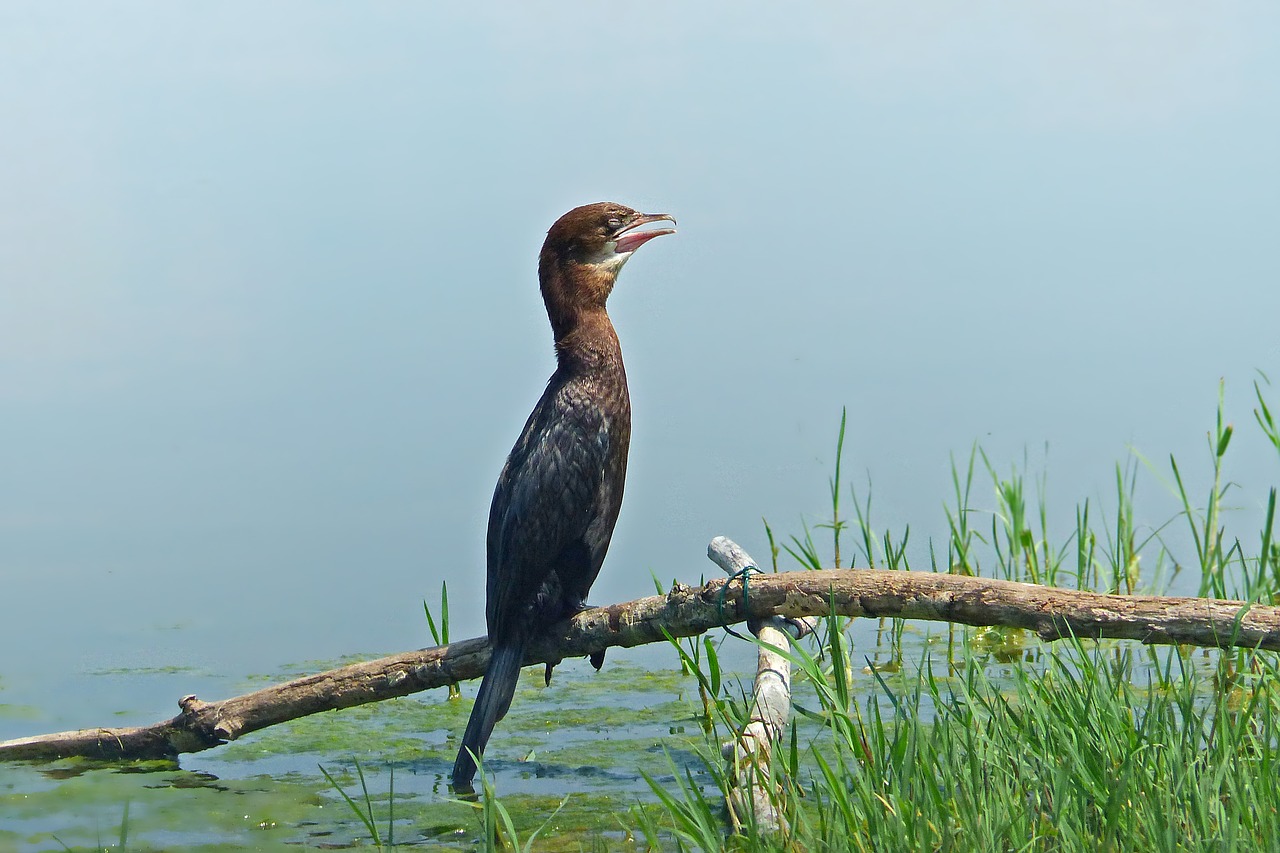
[{"x1": 607, "y1": 217, "x2": 623, "y2": 230}]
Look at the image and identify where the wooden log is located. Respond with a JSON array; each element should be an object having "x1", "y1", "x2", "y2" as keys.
[{"x1": 4, "y1": 561, "x2": 1279, "y2": 762}]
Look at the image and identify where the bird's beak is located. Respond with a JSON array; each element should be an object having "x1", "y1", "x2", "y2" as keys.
[{"x1": 613, "y1": 213, "x2": 676, "y2": 254}]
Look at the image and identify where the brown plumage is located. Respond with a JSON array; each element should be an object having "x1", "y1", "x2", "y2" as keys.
[{"x1": 451, "y1": 202, "x2": 675, "y2": 791}]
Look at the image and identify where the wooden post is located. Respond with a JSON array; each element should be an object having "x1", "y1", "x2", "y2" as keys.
[{"x1": 708, "y1": 536, "x2": 817, "y2": 834}]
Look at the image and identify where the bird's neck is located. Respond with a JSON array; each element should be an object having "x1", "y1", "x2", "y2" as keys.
[
  {"x1": 553, "y1": 309, "x2": 623, "y2": 374},
  {"x1": 540, "y1": 259, "x2": 624, "y2": 373}
]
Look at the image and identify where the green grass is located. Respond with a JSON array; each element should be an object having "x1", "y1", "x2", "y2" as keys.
[
  {"x1": 635, "y1": 375, "x2": 1280, "y2": 851},
  {"x1": 647, "y1": 629, "x2": 1280, "y2": 851}
]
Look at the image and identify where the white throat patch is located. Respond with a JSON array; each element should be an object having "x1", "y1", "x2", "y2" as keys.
[{"x1": 597, "y1": 244, "x2": 632, "y2": 274}]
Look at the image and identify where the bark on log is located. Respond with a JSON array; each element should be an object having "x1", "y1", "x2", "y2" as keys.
[{"x1": 3, "y1": 566, "x2": 1278, "y2": 763}]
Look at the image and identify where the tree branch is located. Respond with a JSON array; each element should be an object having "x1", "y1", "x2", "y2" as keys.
[{"x1": 4, "y1": 567, "x2": 1278, "y2": 762}]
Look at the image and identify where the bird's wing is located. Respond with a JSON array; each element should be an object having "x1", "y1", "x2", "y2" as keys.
[{"x1": 485, "y1": 381, "x2": 611, "y2": 631}]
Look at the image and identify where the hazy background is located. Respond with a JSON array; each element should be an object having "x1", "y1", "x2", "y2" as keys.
[{"x1": 3, "y1": 3, "x2": 1278, "y2": 739}]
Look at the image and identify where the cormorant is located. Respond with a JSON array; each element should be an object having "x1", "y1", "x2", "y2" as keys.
[{"x1": 450, "y1": 202, "x2": 675, "y2": 791}]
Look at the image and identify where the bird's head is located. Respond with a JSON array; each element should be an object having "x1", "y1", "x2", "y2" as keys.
[
  {"x1": 545, "y1": 202, "x2": 676, "y2": 268},
  {"x1": 539, "y1": 202, "x2": 675, "y2": 336}
]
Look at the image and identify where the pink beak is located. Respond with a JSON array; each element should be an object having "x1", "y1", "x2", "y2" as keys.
[{"x1": 613, "y1": 213, "x2": 676, "y2": 254}]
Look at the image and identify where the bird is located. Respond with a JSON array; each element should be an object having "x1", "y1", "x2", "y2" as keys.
[{"x1": 450, "y1": 202, "x2": 675, "y2": 792}]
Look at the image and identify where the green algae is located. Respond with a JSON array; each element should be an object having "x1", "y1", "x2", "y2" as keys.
[
  {"x1": 1, "y1": 760, "x2": 325, "y2": 851},
  {"x1": 85, "y1": 665, "x2": 206, "y2": 677},
  {"x1": 0, "y1": 650, "x2": 715, "y2": 850},
  {"x1": 0, "y1": 704, "x2": 42, "y2": 722}
]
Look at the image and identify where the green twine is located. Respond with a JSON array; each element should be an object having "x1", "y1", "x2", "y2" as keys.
[{"x1": 717, "y1": 564, "x2": 764, "y2": 640}]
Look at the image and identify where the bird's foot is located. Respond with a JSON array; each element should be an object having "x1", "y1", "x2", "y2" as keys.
[
  {"x1": 564, "y1": 599, "x2": 606, "y2": 669},
  {"x1": 564, "y1": 598, "x2": 595, "y2": 617}
]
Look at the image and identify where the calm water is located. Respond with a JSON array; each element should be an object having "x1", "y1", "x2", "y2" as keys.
[{"x1": 2, "y1": 0, "x2": 1279, "y2": 822}]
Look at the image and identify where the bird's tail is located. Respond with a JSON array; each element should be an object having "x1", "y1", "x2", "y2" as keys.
[{"x1": 451, "y1": 641, "x2": 524, "y2": 791}]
